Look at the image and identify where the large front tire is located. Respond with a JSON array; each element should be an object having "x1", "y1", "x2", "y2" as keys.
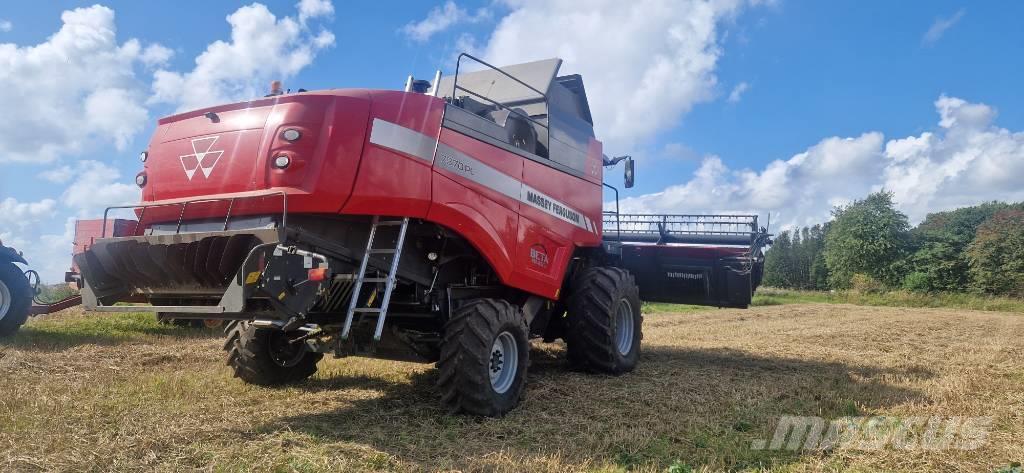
[
  {"x1": 566, "y1": 267, "x2": 642, "y2": 374},
  {"x1": 0, "y1": 263, "x2": 31, "y2": 337},
  {"x1": 223, "y1": 321, "x2": 323, "y2": 385},
  {"x1": 437, "y1": 299, "x2": 529, "y2": 417}
]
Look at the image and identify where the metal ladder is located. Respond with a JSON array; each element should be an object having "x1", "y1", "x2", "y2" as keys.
[{"x1": 341, "y1": 216, "x2": 410, "y2": 342}]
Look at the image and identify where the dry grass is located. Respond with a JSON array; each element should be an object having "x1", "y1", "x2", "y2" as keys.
[{"x1": 1, "y1": 304, "x2": 1021, "y2": 472}]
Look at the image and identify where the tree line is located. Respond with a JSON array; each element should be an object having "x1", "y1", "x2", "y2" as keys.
[{"x1": 763, "y1": 192, "x2": 1024, "y2": 296}]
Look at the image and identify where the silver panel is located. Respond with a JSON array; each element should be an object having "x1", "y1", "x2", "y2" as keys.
[
  {"x1": 435, "y1": 143, "x2": 521, "y2": 200},
  {"x1": 369, "y1": 118, "x2": 436, "y2": 162}
]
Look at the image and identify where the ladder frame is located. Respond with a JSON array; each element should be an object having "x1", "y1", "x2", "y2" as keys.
[{"x1": 341, "y1": 216, "x2": 410, "y2": 342}]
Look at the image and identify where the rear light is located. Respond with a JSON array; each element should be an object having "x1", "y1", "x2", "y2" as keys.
[
  {"x1": 273, "y1": 155, "x2": 291, "y2": 169},
  {"x1": 135, "y1": 172, "x2": 147, "y2": 187},
  {"x1": 307, "y1": 267, "x2": 329, "y2": 282},
  {"x1": 139, "y1": 151, "x2": 148, "y2": 163},
  {"x1": 281, "y1": 129, "x2": 301, "y2": 142}
]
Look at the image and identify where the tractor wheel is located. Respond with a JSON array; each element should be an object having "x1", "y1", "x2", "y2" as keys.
[
  {"x1": 223, "y1": 321, "x2": 323, "y2": 386},
  {"x1": 566, "y1": 267, "x2": 642, "y2": 374},
  {"x1": 437, "y1": 298, "x2": 529, "y2": 417},
  {"x1": 0, "y1": 263, "x2": 31, "y2": 337}
]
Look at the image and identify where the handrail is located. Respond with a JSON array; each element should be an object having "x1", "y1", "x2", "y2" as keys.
[
  {"x1": 100, "y1": 191, "x2": 288, "y2": 239},
  {"x1": 453, "y1": 53, "x2": 551, "y2": 156},
  {"x1": 602, "y1": 182, "x2": 621, "y2": 244}
]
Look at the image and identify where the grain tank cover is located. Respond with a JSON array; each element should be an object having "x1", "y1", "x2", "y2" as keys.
[{"x1": 435, "y1": 58, "x2": 563, "y2": 105}]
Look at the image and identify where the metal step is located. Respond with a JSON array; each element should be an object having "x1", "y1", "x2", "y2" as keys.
[{"x1": 340, "y1": 216, "x2": 410, "y2": 342}]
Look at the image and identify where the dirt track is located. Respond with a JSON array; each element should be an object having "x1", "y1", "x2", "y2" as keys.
[{"x1": 1, "y1": 304, "x2": 1021, "y2": 472}]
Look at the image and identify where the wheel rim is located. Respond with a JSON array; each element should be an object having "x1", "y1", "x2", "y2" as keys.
[
  {"x1": 268, "y1": 331, "x2": 306, "y2": 368},
  {"x1": 0, "y1": 279, "x2": 10, "y2": 322},
  {"x1": 615, "y1": 298, "x2": 635, "y2": 356},
  {"x1": 489, "y1": 331, "x2": 519, "y2": 394}
]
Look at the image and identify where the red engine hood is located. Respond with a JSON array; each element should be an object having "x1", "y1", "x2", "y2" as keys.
[{"x1": 139, "y1": 91, "x2": 372, "y2": 219}]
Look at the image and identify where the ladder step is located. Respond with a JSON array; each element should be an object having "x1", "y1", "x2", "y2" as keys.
[{"x1": 342, "y1": 216, "x2": 410, "y2": 341}]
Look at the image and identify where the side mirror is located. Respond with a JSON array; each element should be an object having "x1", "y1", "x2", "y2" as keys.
[{"x1": 624, "y1": 157, "x2": 635, "y2": 188}]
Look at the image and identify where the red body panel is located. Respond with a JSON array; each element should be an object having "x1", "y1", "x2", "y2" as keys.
[
  {"x1": 136, "y1": 90, "x2": 605, "y2": 300},
  {"x1": 71, "y1": 219, "x2": 138, "y2": 272},
  {"x1": 342, "y1": 92, "x2": 445, "y2": 218}
]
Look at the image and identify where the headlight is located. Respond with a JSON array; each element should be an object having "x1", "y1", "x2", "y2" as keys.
[
  {"x1": 281, "y1": 129, "x2": 301, "y2": 142},
  {"x1": 139, "y1": 151, "x2": 148, "y2": 163},
  {"x1": 135, "y1": 172, "x2": 147, "y2": 187},
  {"x1": 273, "y1": 155, "x2": 291, "y2": 169}
]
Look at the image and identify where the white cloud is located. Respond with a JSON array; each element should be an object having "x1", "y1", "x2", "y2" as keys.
[
  {"x1": 140, "y1": 43, "x2": 173, "y2": 67},
  {"x1": 402, "y1": 1, "x2": 491, "y2": 42},
  {"x1": 619, "y1": 96, "x2": 1024, "y2": 230},
  {"x1": 38, "y1": 165, "x2": 74, "y2": 184},
  {"x1": 0, "y1": 198, "x2": 70, "y2": 280},
  {"x1": 297, "y1": 0, "x2": 334, "y2": 24},
  {"x1": 0, "y1": 5, "x2": 164, "y2": 164},
  {"x1": 0, "y1": 19, "x2": 11, "y2": 32},
  {"x1": 150, "y1": 3, "x2": 335, "y2": 112},
  {"x1": 727, "y1": 81, "x2": 750, "y2": 103},
  {"x1": 2, "y1": 161, "x2": 137, "y2": 282},
  {"x1": 0, "y1": 197, "x2": 57, "y2": 229},
  {"x1": 922, "y1": 9, "x2": 966, "y2": 45},
  {"x1": 60, "y1": 160, "x2": 139, "y2": 216},
  {"x1": 0, "y1": 218, "x2": 77, "y2": 283},
  {"x1": 478, "y1": 0, "x2": 750, "y2": 152}
]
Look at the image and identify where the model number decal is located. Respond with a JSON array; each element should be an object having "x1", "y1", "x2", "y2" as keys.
[{"x1": 438, "y1": 152, "x2": 475, "y2": 175}]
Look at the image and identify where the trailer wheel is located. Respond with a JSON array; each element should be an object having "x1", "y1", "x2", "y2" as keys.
[
  {"x1": 0, "y1": 263, "x2": 31, "y2": 337},
  {"x1": 566, "y1": 267, "x2": 642, "y2": 374},
  {"x1": 437, "y1": 298, "x2": 529, "y2": 417},
  {"x1": 223, "y1": 321, "x2": 323, "y2": 385}
]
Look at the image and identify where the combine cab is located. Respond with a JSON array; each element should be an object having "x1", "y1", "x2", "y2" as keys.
[{"x1": 74, "y1": 54, "x2": 769, "y2": 416}]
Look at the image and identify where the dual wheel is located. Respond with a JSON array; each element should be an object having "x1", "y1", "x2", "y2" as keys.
[{"x1": 222, "y1": 266, "x2": 642, "y2": 417}]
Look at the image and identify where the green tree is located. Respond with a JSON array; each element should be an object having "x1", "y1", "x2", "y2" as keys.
[
  {"x1": 906, "y1": 202, "x2": 1010, "y2": 292},
  {"x1": 763, "y1": 224, "x2": 830, "y2": 290},
  {"x1": 824, "y1": 191, "x2": 910, "y2": 288},
  {"x1": 966, "y1": 209, "x2": 1024, "y2": 296},
  {"x1": 763, "y1": 231, "x2": 793, "y2": 288},
  {"x1": 807, "y1": 224, "x2": 830, "y2": 290}
]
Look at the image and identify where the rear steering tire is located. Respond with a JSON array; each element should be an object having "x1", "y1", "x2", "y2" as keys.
[
  {"x1": 0, "y1": 263, "x2": 31, "y2": 337},
  {"x1": 223, "y1": 321, "x2": 323, "y2": 385},
  {"x1": 566, "y1": 267, "x2": 642, "y2": 374},
  {"x1": 437, "y1": 298, "x2": 529, "y2": 417}
]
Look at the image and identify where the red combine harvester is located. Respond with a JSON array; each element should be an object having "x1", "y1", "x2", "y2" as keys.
[{"x1": 72, "y1": 55, "x2": 769, "y2": 416}]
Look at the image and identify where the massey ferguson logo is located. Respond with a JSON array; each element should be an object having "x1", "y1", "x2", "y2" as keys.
[{"x1": 179, "y1": 136, "x2": 224, "y2": 181}]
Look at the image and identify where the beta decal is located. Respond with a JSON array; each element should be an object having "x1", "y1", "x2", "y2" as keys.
[{"x1": 529, "y1": 244, "x2": 550, "y2": 269}]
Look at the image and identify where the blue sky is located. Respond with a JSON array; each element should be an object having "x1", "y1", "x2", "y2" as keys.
[{"x1": 1, "y1": 0, "x2": 1022, "y2": 282}]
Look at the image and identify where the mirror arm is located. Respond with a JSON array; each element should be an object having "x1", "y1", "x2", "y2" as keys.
[{"x1": 603, "y1": 154, "x2": 631, "y2": 167}]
